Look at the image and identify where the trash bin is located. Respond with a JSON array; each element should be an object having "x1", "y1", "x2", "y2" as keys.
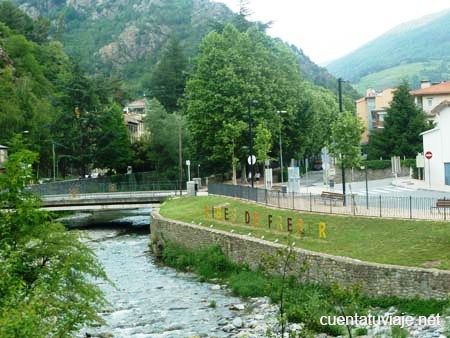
[
  {"x1": 329, "y1": 180, "x2": 335, "y2": 188},
  {"x1": 281, "y1": 185, "x2": 287, "y2": 193}
]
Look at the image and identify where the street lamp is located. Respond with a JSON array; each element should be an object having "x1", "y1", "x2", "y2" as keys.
[
  {"x1": 277, "y1": 110, "x2": 287, "y2": 184},
  {"x1": 338, "y1": 78, "x2": 347, "y2": 206},
  {"x1": 248, "y1": 99, "x2": 258, "y2": 188}
]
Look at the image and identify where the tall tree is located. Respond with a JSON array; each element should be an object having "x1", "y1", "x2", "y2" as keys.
[
  {"x1": 328, "y1": 111, "x2": 365, "y2": 168},
  {"x1": 144, "y1": 98, "x2": 188, "y2": 179},
  {"x1": 368, "y1": 82, "x2": 431, "y2": 159},
  {"x1": 184, "y1": 24, "x2": 338, "y2": 176},
  {"x1": 94, "y1": 103, "x2": 132, "y2": 173},
  {"x1": 146, "y1": 37, "x2": 187, "y2": 113},
  {"x1": 0, "y1": 150, "x2": 107, "y2": 337}
]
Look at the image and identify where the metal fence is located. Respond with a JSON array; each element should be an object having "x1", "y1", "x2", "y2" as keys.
[
  {"x1": 31, "y1": 171, "x2": 183, "y2": 196},
  {"x1": 208, "y1": 184, "x2": 450, "y2": 221}
]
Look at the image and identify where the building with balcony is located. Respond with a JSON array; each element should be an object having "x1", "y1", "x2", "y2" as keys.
[
  {"x1": 356, "y1": 88, "x2": 395, "y2": 143},
  {"x1": 411, "y1": 81, "x2": 450, "y2": 122},
  {"x1": 123, "y1": 98, "x2": 148, "y2": 142}
]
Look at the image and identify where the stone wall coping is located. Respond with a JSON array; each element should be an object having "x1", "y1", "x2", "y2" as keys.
[{"x1": 152, "y1": 211, "x2": 450, "y2": 276}]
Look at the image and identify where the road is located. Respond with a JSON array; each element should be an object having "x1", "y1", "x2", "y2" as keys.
[{"x1": 309, "y1": 175, "x2": 450, "y2": 199}]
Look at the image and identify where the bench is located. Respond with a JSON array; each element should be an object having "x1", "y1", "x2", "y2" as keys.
[
  {"x1": 433, "y1": 199, "x2": 450, "y2": 211},
  {"x1": 321, "y1": 191, "x2": 345, "y2": 203}
]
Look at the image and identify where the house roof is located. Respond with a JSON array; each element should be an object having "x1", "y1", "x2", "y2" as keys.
[
  {"x1": 410, "y1": 82, "x2": 450, "y2": 96},
  {"x1": 0, "y1": 145, "x2": 8, "y2": 149},
  {"x1": 126, "y1": 99, "x2": 147, "y2": 108},
  {"x1": 420, "y1": 127, "x2": 439, "y2": 136},
  {"x1": 430, "y1": 100, "x2": 450, "y2": 115}
]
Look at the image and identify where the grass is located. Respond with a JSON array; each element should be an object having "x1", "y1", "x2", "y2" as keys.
[
  {"x1": 158, "y1": 241, "x2": 450, "y2": 337},
  {"x1": 159, "y1": 196, "x2": 450, "y2": 270}
]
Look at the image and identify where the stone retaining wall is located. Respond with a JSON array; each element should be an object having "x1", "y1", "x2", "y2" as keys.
[{"x1": 151, "y1": 212, "x2": 450, "y2": 299}]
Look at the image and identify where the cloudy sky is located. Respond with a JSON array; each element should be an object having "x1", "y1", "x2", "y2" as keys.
[{"x1": 213, "y1": 0, "x2": 450, "y2": 64}]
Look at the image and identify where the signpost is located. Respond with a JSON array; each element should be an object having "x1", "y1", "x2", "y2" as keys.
[
  {"x1": 425, "y1": 151, "x2": 432, "y2": 187},
  {"x1": 391, "y1": 156, "x2": 401, "y2": 184},
  {"x1": 416, "y1": 153, "x2": 425, "y2": 180},
  {"x1": 186, "y1": 160, "x2": 191, "y2": 182}
]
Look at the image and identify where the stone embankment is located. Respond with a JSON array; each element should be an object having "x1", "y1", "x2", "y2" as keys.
[{"x1": 151, "y1": 211, "x2": 450, "y2": 300}]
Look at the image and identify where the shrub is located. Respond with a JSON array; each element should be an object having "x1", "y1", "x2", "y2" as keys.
[{"x1": 228, "y1": 271, "x2": 268, "y2": 297}]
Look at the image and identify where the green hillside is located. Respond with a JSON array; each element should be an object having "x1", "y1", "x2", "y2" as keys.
[
  {"x1": 327, "y1": 9, "x2": 450, "y2": 92},
  {"x1": 11, "y1": 0, "x2": 358, "y2": 98},
  {"x1": 355, "y1": 61, "x2": 450, "y2": 93}
]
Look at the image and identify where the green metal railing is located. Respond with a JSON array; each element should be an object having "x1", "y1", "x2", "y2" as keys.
[{"x1": 30, "y1": 171, "x2": 183, "y2": 196}]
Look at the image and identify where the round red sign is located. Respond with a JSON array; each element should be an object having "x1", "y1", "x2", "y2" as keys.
[{"x1": 425, "y1": 151, "x2": 433, "y2": 159}]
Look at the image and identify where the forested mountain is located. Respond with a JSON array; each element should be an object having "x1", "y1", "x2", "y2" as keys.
[
  {"x1": 327, "y1": 9, "x2": 450, "y2": 93},
  {"x1": 10, "y1": 0, "x2": 358, "y2": 98},
  {"x1": 0, "y1": 2, "x2": 132, "y2": 177},
  {"x1": 1, "y1": 0, "x2": 360, "y2": 180}
]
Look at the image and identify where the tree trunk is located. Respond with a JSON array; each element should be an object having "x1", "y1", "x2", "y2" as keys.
[{"x1": 232, "y1": 164, "x2": 237, "y2": 185}]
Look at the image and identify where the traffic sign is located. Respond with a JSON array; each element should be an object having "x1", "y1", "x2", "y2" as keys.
[
  {"x1": 186, "y1": 160, "x2": 191, "y2": 166},
  {"x1": 425, "y1": 151, "x2": 433, "y2": 160},
  {"x1": 247, "y1": 155, "x2": 256, "y2": 165}
]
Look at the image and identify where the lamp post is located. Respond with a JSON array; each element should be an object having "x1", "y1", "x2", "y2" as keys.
[
  {"x1": 277, "y1": 110, "x2": 287, "y2": 184},
  {"x1": 52, "y1": 141, "x2": 56, "y2": 182},
  {"x1": 197, "y1": 164, "x2": 200, "y2": 178},
  {"x1": 338, "y1": 78, "x2": 347, "y2": 206},
  {"x1": 248, "y1": 100, "x2": 257, "y2": 188}
]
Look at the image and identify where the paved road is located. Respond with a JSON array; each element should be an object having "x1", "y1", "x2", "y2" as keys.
[{"x1": 312, "y1": 177, "x2": 450, "y2": 199}]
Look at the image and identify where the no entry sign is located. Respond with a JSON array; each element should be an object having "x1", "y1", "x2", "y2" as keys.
[{"x1": 425, "y1": 151, "x2": 433, "y2": 160}]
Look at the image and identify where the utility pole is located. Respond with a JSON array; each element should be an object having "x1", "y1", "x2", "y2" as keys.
[
  {"x1": 178, "y1": 121, "x2": 183, "y2": 196},
  {"x1": 52, "y1": 141, "x2": 56, "y2": 182},
  {"x1": 248, "y1": 100, "x2": 255, "y2": 188},
  {"x1": 338, "y1": 78, "x2": 347, "y2": 206},
  {"x1": 277, "y1": 111, "x2": 287, "y2": 184}
]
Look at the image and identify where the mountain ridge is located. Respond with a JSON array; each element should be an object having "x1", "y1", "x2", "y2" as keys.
[{"x1": 327, "y1": 8, "x2": 450, "y2": 91}]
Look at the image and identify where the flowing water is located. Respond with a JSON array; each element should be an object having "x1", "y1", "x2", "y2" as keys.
[{"x1": 75, "y1": 209, "x2": 243, "y2": 338}]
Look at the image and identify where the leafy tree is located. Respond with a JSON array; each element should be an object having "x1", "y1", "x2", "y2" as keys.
[
  {"x1": 0, "y1": 150, "x2": 107, "y2": 337},
  {"x1": 214, "y1": 120, "x2": 247, "y2": 185},
  {"x1": 94, "y1": 103, "x2": 132, "y2": 173},
  {"x1": 368, "y1": 82, "x2": 431, "y2": 159},
  {"x1": 144, "y1": 99, "x2": 188, "y2": 179},
  {"x1": 328, "y1": 111, "x2": 365, "y2": 168},
  {"x1": 145, "y1": 37, "x2": 187, "y2": 113},
  {"x1": 254, "y1": 123, "x2": 272, "y2": 165},
  {"x1": 185, "y1": 24, "x2": 318, "y2": 175}
]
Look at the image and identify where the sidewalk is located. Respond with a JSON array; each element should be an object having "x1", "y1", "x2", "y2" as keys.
[{"x1": 392, "y1": 178, "x2": 450, "y2": 193}]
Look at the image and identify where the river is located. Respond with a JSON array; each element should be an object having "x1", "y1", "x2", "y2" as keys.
[{"x1": 73, "y1": 209, "x2": 250, "y2": 338}]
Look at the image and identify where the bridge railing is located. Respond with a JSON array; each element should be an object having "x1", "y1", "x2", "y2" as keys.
[{"x1": 31, "y1": 180, "x2": 183, "y2": 196}]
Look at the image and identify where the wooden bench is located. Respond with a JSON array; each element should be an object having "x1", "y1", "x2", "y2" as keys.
[
  {"x1": 321, "y1": 191, "x2": 344, "y2": 203},
  {"x1": 433, "y1": 199, "x2": 450, "y2": 211}
]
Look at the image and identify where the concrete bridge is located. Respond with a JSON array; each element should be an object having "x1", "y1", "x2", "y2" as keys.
[
  {"x1": 40, "y1": 190, "x2": 179, "y2": 211},
  {"x1": 30, "y1": 174, "x2": 184, "y2": 211}
]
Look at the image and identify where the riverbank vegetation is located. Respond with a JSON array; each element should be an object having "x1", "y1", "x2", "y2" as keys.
[
  {"x1": 0, "y1": 150, "x2": 108, "y2": 337},
  {"x1": 159, "y1": 196, "x2": 450, "y2": 270},
  {"x1": 158, "y1": 241, "x2": 449, "y2": 337}
]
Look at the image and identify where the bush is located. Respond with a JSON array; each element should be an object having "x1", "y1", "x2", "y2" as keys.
[
  {"x1": 365, "y1": 160, "x2": 391, "y2": 170},
  {"x1": 354, "y1": 327, "x2": 368, "y2": 336},
  {"x1": 228, "y1": 271, "x2": 268, "y2": 297},
  {"x1": 360, "y1": 296, "x2": 449, "y2": 316},
  {"x1": 195, "y1": 246, "x2": 238, "y2": 279}
]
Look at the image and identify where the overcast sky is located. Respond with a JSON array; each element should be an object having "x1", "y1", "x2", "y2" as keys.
[{"x1": 213, "y1": 0, "x2": 450, "y2": 64}]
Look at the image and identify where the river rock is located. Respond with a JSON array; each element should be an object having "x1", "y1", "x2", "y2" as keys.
[
  {"x1": 232, "y1": 317, "x2": 243, "y2": 328},
  {"x1": 229, "y1": 303, "x2": 245, "y2": 311},
  {"x1": 222, "y1": 323, "x2": 235, "y2": 332},
  {"x1": 211, "y1": 284, "x2": 221, "y2": 290}
]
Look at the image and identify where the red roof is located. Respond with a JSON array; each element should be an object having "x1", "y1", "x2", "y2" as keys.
[{"x1": 410, "y1": 82, "x2": 450, "y2": 96}]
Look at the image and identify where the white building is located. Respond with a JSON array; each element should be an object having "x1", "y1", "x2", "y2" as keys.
[
  {"x1": 421, "y1": 100, "x2": 450, "y2": 186},
  {"x1": 123, "y1": 98, "x2": 148, "y2": 142}
]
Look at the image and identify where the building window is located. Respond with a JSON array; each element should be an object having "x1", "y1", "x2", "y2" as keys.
[
  {"x1": 428, "y1": 98, "x2": 433, "y2": 107},
  {"x1": 379, "y1": 114, "x2": 385, "y2": 121}
]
